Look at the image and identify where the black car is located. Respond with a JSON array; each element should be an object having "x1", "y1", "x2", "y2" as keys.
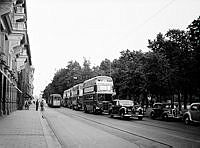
[
  {"x1": 150, "y1": 103, "x2": 182, "y2": 121},
  {"x1": 183, "y1": 103, "x2": 200, "y2": 125},
  {"x1": 109, "y1": 99, "x2": 143, "y2": 120}
]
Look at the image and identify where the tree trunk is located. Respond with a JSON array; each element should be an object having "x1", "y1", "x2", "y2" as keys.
[
  {"x1": 183, "y1": 90, "x2": 188, "y2": 109},
  {"x1": 178, "y1": 92, "x2": 181, "y2": 111},
  {"x1": 171, "y1": 94, "x2": 174, "y2": 109},
  {"x1": 189, "y1": 90, "x2": 192, "y2": 104},
  {"x1": 146, "y1": 94, "x2": 149, "y2": 109}
]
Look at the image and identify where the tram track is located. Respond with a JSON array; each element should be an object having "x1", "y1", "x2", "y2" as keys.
[
  {"x1": 59, "y1": 108, "x2": 200, "y2": 138},
  {"x1": 41, "y1": 111, "x2": 65, "y2": 148},
  {"x1": 56, "y1": 109, "x2": 173, "y2": 148},
  {"x1": 130, "y1": 118, "x2": 200, "y2": 137}
]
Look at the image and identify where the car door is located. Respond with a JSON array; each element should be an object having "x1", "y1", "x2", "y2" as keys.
[
  {"x1": 154, "y1": 104, "x2": 163, "y2": 117},
  {"x1": 197, "y1": 104, "x2": 200, "y2": 122},
  {"x1": 190, "y1": 104, "x2": 199, "y2": 121},
  {"x1": 112, "y1": 101, "x2": 118, "y2": 114}
]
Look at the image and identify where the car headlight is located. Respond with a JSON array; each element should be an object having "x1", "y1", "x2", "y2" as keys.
[{"x1": 125, "y1": 108, "x2": 128, "y2": 113}]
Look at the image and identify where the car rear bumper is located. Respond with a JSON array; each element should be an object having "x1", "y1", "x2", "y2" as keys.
[
  {"x1": 167, "y1": 114, "x2": 182, "y2": 119},
  {"x1": 123, "y1": 114, "x2": 132, "y2": 117}
]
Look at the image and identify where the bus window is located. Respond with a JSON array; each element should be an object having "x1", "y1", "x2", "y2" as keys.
[
  {"x1": 105, "y1": 94, "x2": 112, "y2": 101},
  {"x1": 97, "y1": 94, "x2": 112, "y2": 101},
  {"x1": 85, "y1": 94, "x2": 93, "y2": 100},
  {"x1": 98, "y1": 94, "x2": 104, "y2": 101}
]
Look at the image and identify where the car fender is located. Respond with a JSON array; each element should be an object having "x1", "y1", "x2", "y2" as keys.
[
  {"x1": 163, "y1": 110, "x2": 170, "y2": 115},
  {"x1": 119, "y1": 107, "x2": 126, "y2": 113},
  {"x1": 151, "y1": 109, "x2": 155, "y2": 115},
  {"x1": 184, "y1": 111, "x2": 192, "y2": 121}
]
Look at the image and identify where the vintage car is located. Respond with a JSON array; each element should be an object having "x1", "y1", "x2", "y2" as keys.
[
  {"x1": 150, "y1": 103, "x2": 182, "y2": 121},
  {"x1": 183, "y1": 103, "x2": 200, "y2": 125},
  {"x1": 109, "y1": 99, "x2": 143, "y2": 120}
]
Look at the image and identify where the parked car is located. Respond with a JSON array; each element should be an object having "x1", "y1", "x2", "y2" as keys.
[
  {"x1": 183, "y1": 103, "x2": 200, "y2": 125},
  {"x1": 150, "y1": 103, "x2": 182, "y2": 121},
  {"x1": 109, "y1": 99, "x2": 143, "y2": 120},
  {"x1": 134, "y1": 104, "x2": 145, "y2": 115}
]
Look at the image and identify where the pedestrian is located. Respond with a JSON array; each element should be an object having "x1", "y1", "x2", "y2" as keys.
[
  {"x1": 25, "y1": 100, "x2": 29, "y2": 110},
  {"x1": 40, "y1": 100, "x2": 44, "y2": 111},
  {"x1": 36, "y1": 99, "x2": 39, "y2": 111}
]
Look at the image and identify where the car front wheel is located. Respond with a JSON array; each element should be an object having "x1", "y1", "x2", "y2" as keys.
[
  {"x1": 110, "y1": 114, "x2": 114, "y2": 118},
  {"x1": 150, "y1": 112, "x2": 155, "y2": 119},
  {"x1": 84, "y1": 106, "x2": 88, "y2": 113},
  {"x1": 120, "y1": 112, "x2": 125, "y2": 119},
  {"x1": 184, "y1": 116, "x2": 190, "y2": 125},
  {"x1": 138, "y1": 116, "x2": 143, "y2": 120},
  {"x1": 93, "y1": 107, "x2": 96, "y2": 114},
  {"x1": 162, "y1": 114, "x2": 168, "y2": 121}
]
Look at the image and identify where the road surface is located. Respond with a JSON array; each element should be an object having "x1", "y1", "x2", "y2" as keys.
[{"x1": 42, "y1": 107, "x2": 200, "y2": 148}]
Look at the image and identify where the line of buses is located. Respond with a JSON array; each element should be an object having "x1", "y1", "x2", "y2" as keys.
[{"x1": 47, "y1": 76, "x2": 115, "y2": 114}]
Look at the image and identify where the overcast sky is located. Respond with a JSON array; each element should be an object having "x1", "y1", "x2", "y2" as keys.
[{"x1": 26, "y1": 0, "x2": 200, "y2": 97}]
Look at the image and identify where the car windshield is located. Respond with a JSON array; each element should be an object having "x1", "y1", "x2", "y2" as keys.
[
  {"x1": 55, "y1": 97, "x2": 61, "y2": 100},
  {"x1": 119, "y1": 100, "x2": 134, "y2": 106},
  {"x1": 154, "y1": 103, "x2": 175, "y2": 109}
]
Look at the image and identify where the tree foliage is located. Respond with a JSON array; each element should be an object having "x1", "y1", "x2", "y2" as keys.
[{"x1": 43, "y1": 16, "x2": 200, "y2": 107}]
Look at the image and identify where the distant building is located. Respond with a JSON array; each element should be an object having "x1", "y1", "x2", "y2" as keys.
[{"x1": 0, "y1": 0, "x2": 33, "y2": 115}]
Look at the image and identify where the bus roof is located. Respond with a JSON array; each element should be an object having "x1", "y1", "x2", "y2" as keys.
[
  {"x1": 50, "y1": 94, "x2": 61, "y2": 97},
  {"x1": 83, "y1": 76, "x2": 113, "y2": 84},
  {"x1": 73, "y1": 83, "x2": 83, "y2": 89}
]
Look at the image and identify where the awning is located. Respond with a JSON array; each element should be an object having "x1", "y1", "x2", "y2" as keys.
[
  {"x1": 0, "y1": 68, "x2": 22, "y2": 93},
  {"x1": 0, "y1": 2, "x2": 12, "y2": 15},
  {"x1": 0, "y1": 68, "x2": 12, "y2": 83},
  {"x1": 16, "y1": 17, "x2": 26, "y2": 22},
  {"x1": 16, "y1": 0, "x2": 24, "y2": 5},
  {"x1": 14, "y1": 85, "x2": 22, "y2": 93}
]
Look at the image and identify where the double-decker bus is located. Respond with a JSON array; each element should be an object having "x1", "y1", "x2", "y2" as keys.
[
  {"x1": 63, "y1": 88, "x2": 72, "y2": 108},
  {"x1": 83, "y1": 76, "x2": 114, "y2": 114},
  {"x1": 62, "y1": 90, "x2": 67, "y2": 107},
  {"x1": 47, "y1": 94, "x2": 61, "y2": 107},
  {"x1": 71, "y1": 83, "x2": 83, "y2": 110}
]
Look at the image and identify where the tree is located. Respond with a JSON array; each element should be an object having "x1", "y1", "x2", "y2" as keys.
[
  {"x1": 43, "y1": 83, "x2": 55, "y2": 99},
  {"x1": 43, "y1": 16, "x2": 200, "y2": 107},
  {"x1": 143, "y1": 52, "x2": 171, "y2": 102},
  {"x1": 188, "y1": 16, "x2": 200, "y2": 99},
  {"x1": 81, "y1": 57, "x2": 93, "y2": 81},
  {"x1": 148, "y1": 29, "x2": 192, "y2": 108},
  {"x1": 112, "y1": 49, "x2": 147, "y2": 104},
  {"x1": 43, "y1": 60, "x2": 82, "y2": 98},
  {"x1": 188, "y1": 16, "x2": 200, "y2": 48},
  {"x1": 91, "y1": 65, "x2": 102, "y2": 77},
  {"x1": 99, "y1": 58, "x2": 112, "y2": 76},
  {"x1": 66, "y1": 60, "x2": 82, "y2": 87}
]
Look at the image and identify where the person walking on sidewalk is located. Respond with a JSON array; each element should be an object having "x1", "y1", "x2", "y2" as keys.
[
  {"x1": 25, "y1": 100, "x2": 29, "y2": 110},
  {"x1": 40, "y1": 100, "x2": 44, "y2": 111},
  {"x1": 36, "y1": 99, "x2": 39, "y2": 111}
]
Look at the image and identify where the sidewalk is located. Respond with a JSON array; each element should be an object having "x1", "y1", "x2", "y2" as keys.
[{"x1": 0, "y1": 104, "x2": 61, "y2": 148}]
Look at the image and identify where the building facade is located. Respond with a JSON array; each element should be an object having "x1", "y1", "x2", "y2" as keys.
[{"x1": 0, "y1": 0, "x2": 33, "y2": 115}]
